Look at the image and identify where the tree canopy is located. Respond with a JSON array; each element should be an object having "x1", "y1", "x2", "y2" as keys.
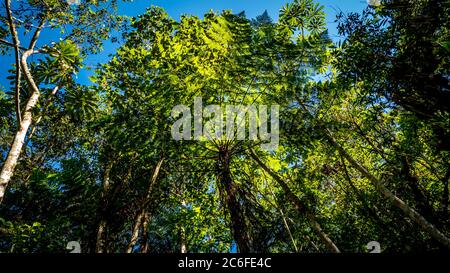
[{"x1": 0, "y1": 0, "x2": 449, "y2": 253}]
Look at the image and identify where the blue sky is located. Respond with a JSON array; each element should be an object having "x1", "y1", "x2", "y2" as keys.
[{"x1": 0, "y1": 0, "x2": 368, "y2": 88}]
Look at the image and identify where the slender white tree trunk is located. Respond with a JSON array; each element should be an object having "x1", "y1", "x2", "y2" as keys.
[
  {"x1": 0, "y1": 50, "x2": 40, "y2": 203},
  {"x1": 0, "y1": 14, "x2": 45, "y2": 203},
  {"x1": 96, "y1": 160, "x2": 113, "y2": 253}
]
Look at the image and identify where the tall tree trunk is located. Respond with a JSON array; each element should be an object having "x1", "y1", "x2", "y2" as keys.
[
  {"x1": 249, "y1": 149, "x2": 341, "y2": 253},
  {"x1": 267, "y1": 181, "x2": 298, "y2": 252},
  {"x1": 179, "y1": 224, "x2": 187, "y2": 253},
  {"x1": 217, "y1": 146, "x2": 253, "y2": 253},
  {"x1": 96, "y1": 160, "x2": 113, "y2": 253},
  {"x1": 26, "y1": 85, "x2": 62, "y2": 146},
  {"x1": 441, "y1": 166, "x2": 450, "y2": 215},
  {"x1": 140, "y1": 212, "x2": 151, "y2": 253},
  {"x1": 340, "y1": 156, "x2": 396, "y2": 235},
  {"x1": 179, "y1": 200, "x2": 187, "y2": 253},
  {"x1": 127, "y1": 157, "x2": 164, "y2": 253},
  {"x1": 5, "y1": 0, "x2": 22, "y2": 128},
  {"x1": 325, "y1": 130, "x2": 450, "y2": 249},
  {"x1": 0, "y1": 17, "x2": 46, "y2": 204},
  {"x1": 399, "y1": 156, "x2": 435, "y2": 222}
]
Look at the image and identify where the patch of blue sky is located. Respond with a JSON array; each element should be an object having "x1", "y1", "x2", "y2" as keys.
[{"x1": 0, "y1": 1, "x2": 368, "y2": 89}]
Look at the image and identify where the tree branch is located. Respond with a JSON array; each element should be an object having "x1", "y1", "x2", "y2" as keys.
[
  {"x1": 25, "y1": 85, "x2": 62, "y2": 149},
  {"x1": 28, "y1": 18, "x2": 46, "y2": 50},
  {"x1": 20, "y1": 16, "x2": 47, "y2": 96},
  {"x1": 5, "y1": 0, "x2": 22, "y2": 127},
  {"x1": 0, "y1": 38, "x2": 27, "y2": 51}
]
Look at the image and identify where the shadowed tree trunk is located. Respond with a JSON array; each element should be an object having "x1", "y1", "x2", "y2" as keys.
[
  {"x1": 268, "y1": 186, "x2": 298, "y2": 252},
  {"x1": 96, "y1": 160, "x2": 114, "y2": 253},
  {"x1": 127, "y1": 157, "x2": 164, "y2": 253},
  {"x1": 399, "y1": 156, "x2": 435, "y2": 224},
  {"x1": 249, "y1": 149, "x2": 341, "y2": 253},
  {"x1": 339, "y1": 156, "x2": 397, "y2": 234},
  {"x1": 216, "y1": 145, "x2": 253, "y2": 253}
]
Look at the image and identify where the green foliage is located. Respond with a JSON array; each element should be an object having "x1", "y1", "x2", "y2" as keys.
[{"x1": 65, "y1": 86, "x2": 99, "y2": 122}]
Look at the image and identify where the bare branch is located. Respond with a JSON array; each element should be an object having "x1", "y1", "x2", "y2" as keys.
[
  {"x1": 0, "y1": 38, "x2": 28, "y2": 51},
  {"x1": 26, "y1": 85, "x2": 62, "y2": 147},
  {"x1": 5, "y1": 0, "x2": 22, "y2": 127},
  {"x1": 28, "y1": 18, "x2": 46, "y2": 50}
]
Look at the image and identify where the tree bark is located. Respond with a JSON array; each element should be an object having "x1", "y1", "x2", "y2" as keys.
[
  {"x1": 96, "y1": 160, "x2": 113, "y2": 253},
  {"x1": 325, "y1": 130, "x2": 450, "y2": 249},
  {"x1": 26, "y1": 85, "x2": 62, "y2": 146},
  {"x1": 179, "y1": 200, "x2": 188, "y2": 253},
  {"x1": 140, "y1": 212, "x2": 151, "y2": 253},
  {"x1": 0, "y1": 53, "x2": 38, "y2": 203},
  {"x1": 339, "y1": 156, "x2": 396, "y2": 234},
  {"x1": 127, "y1": 157, "x2": 164, "y2": 253},
  {"x1": 179, "y1": 224, "x2": 187, "y2": 253},
  {"x1": 127, "y1": 211, "x2": 144, "y2": 253},
  {"x1": 217, "y1": 147, "x2": 253, "y2": 253},
  {"x1": 399, "y1": 156, "x2": 435, "y2": 222},
  {"x1": 296, "y1": 97, "x2": 450, "y2": 249},
  {"x1": 441, "y1": 166, "x2": 450, "y2": 215},
  {"x1": 216, "y1": 146, "x2": 253, "y2": 253},
  {"x1": 0, "y1": 18, "x2": 45, "y2": 204},
  {"x1": 249, "y1": 149, "x2": 341, "y2": 253},
  {"x1": 267, "y1": 181, "x2": 298, "y2": 252}
]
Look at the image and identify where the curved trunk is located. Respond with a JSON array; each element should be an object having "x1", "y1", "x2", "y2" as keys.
[
  {"x1": 0, "y1": 17, "x2": 46, "y2": 204},
  {"x1": 127, "y1": 211, "x2": 145, "y2": 253},
  {"x1": 96, "y1": 160, "x2": 113, "y2": 253}
]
